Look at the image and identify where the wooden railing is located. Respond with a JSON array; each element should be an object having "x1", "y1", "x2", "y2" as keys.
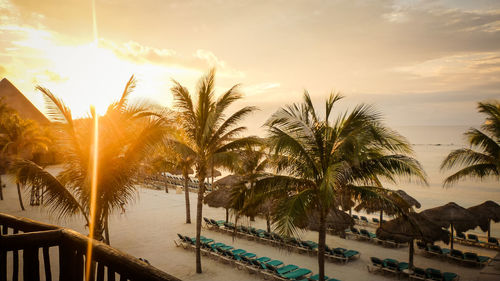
[{"x1": 0, "y1": 213, "x2": 181, "y2": 281}]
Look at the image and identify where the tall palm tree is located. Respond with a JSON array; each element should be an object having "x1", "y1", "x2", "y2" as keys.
[
  {"x1": 257, "y1": 92, "x2": 426, "y2": 281},
  {"x1": 171, "y1": 69, "x2": 257, "y2": 273},
  {"x1": 13, "y1": 76, "x2": 168, "y2": 244},
  {"x1": 0, "y1": 113, "x2": 50, "y2": 210},
  {"x1": 441, "y1": 101, "x2": 500, "y2": 186}
]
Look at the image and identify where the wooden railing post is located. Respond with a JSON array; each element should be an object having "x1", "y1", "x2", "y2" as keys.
[
  {"x1": 23, "y1": 247, "x2": 40, "y2": 281},
  {"x1": 0, "y1": 225, "x2": 7, "y2": 281},
  {"x1": 13, "y1": 229, "x2": 19, "y2": 281},
  {"x1": 42, "y1": 246, "x2": 51, "y2": 281}
]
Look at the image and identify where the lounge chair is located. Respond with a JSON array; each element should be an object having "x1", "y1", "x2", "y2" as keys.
[
  {"x1": 265, "y1": 259, "x2": 284, "y2": 272},
  {"x1": 251, "y1": 256, "x2": 272, "y2": 269},
  {"x1": 372, "y1": 218, "x2": 380, "y2": 224},
  {"x1": 449, "y1": 249, "x2": 464, "y2": 262},
  {"x1": 332, "y1": 248, "x2": 360, "y2": 262},
  {"x1": 300, "y1": 240, "x2": 318, "y2": 251},
  {"x1": 280, "y1": 268, "x2": 312, "y2": 280},
  {"x1": 275, "y1": 264, "x2": 299, "y2": 276},
  {"x1": 360, "y1": 229, "x2": 376, "y2": 240},
  {"x1": 467, "y1": 233, "x2": 480, "y2": 244},
  {"x1": 352, "y1": 215, "x2": 359, "y2": 220},
  {"x1": 487, "y1": 237, "x2": 499, "y2": 247},
  {"x1": 382, "y1": 258, "x2": 399, "y2": 274},
  {"x1": 308, "y1": 274, "x2": 329, "y2": 281},
  {"x1": 368, "y1": 257, "x2": 384, "y2": 272},
  {"x1": 426, "y1": 268, "x2": 458, "y2": 281},
  {"x1": 427, "y1": 244, "x2": 450, "y2": 256},
  {"x1": 455, "y1": 232, "x2": 466, "y2": 241},
  {"x1": 410, "y1": 267, "x2": 427, "y2": 280},
  {"x1": 360, "y1": 216, "x2": 369, "y2": 223},
  {"x1": 463, "y1": 252, "x2": 491, "y2": 267}
]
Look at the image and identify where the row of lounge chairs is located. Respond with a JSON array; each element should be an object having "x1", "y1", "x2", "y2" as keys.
[
  {"x1": 175, "y1": 233, "x2": 341, "y2": 281},
  {"x1": 416, "y1": 242, "x2": 491, "y2": 267},
  {"x1": 346, "y1": 227, "x2": 406, "y2": 248},
  {"x1": 368, "y1": 256, "x2": 459, "y2": 281},
  {"x1": 351, "y1": 215, "x2": 386, "y2": 225},
  {"x1": 454, "y1": 233, "x2": 500, "y2": 250},
  {"x1": 204, "y1": 217, "x2": 360, "y2": 264}
]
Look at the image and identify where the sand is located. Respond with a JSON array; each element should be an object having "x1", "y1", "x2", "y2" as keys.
[{"x1": 0, "y1": 173, "x2": 497, "y2": 281}]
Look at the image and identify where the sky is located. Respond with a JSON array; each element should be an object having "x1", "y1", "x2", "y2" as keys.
[{"x1": 0, "y1": 0, "x2": 499, "y2": 135}]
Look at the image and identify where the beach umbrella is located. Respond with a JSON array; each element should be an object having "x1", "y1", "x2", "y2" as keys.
[
  {"x1": 204, "y1": 187, "x2": 232, "y2": 221},
  {"x1": 420, "y1": 202, "x2": 476, "y2": 249},
  {"x1": 213, "y1": 174, "x2": 243, "y2": 188},
  {"x1": 376, "y1": 213, "x2": 449, "y2": 269},
  {"x1": 395, "y1": 190, "x2": 421, "y2": 209},
  {"x1": 299, "y1": 209, "x2": 354, "y2": 233},
  {"x1": 355, "y1": 189, "x2": 420, "y2": 226},
  {"x1": 458, "y1": 201, "x2": 500, "y2": 239}
]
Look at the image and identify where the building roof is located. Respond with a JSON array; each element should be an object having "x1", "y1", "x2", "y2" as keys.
[{"x1": 0, "y1": 78, "x2": 50, "y2": 125}]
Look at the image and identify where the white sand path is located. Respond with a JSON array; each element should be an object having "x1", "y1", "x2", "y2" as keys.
[{"x1": 0, "y1": 173, "x2": 496, "y2": 281}]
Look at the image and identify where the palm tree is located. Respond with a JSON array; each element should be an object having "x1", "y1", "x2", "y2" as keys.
[
  {"x1": 0, "y1": 113, "x2": 50, "y2": 210},
  {"x1": 441, "y1": 101, "x2": 500, "y2": 186},
  {"x1": 13, "y1": 76, "x2": 168, "y2": 244},
  {"x1": 171, "y1": 68, "x2": 257, "y2": 273},
  {"x1": 257, "y1": 92, "x2": 426, "y2": 281}
]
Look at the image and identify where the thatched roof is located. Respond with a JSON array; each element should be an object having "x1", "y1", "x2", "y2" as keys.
[
  {"x1": 456, "y1": 201, "x2": 500, "y2": 232},
  {"x1": 0, "y1": 78, "x2": 49, "y2": 125},
  {"x1": 204, "y1": 188, "x2": 231, "y2": 208},
  {"x1": 299, "y1": 209, "x2": 354, "y2": 232},
  {"x1": 354, "y1": 189, "x2": 420, "y2": 215},
  {"x1": 205, "y1": 169, "x2": 222, "y2": 178},
  {"x1": 420, "y1": 202, "x2": 477, "y2": 233},
  {"x1": 376, "y1": 212, "x2": 449, "y2": 244},
  {"x1": 167, "y1": 167, "x2": 194, "y2": 176},
  {"x1": 395, "y1": 190, "x2": 421, "y2": 209},
  {"x1": 213, "y1": 175, "x2": 243, "y2": 188}
]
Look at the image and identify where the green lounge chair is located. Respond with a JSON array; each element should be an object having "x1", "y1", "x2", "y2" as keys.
[
  {"x1": 467, "y1": 234, "x2": 481, "y2": 244},
  {"x1": 308, "y1": 274, "x2": 329, "y2": 281},
  {"x1": 464, "y1": 252, "x2": 491, "y2": 266},
  {"x1": 280, "y1": 268, "x2": 312, "y2": 280},
  {"x1": 275, "y1": 264, "x2": 299, "y2": 275},
  {"x1": 368, "y1": 257, "x2": 384, "y2": 272},
  {"x1": 265, "y1": 259, "x2": 284, "y2": 271},
  {"x1": 360, "y1": 229, "x2": 376, "y2": 239},
  {"x1": 372, "y1": 218, "x2": 379, "y2": 223},
  {"x1": 428, "y1": 244, "x2": 450, "y2": 256},
  {"x1": 410, "y1": 267, "x2": 427, "y2": 280},
  {"x1": 382, "y1": 258, "x2": 399, "y2": 274},
  {"x1": 352, "y1": 215, "x2": 359, "y2": 220},
  {"x1": 251, "y1": 257, "x2": 271, "y2": 269},
  {"x1": 455, "y1": 232, "x2": 466, "y2": 241},
  {"x1": 449, "y1": 249, "x2": 464, "y2": 262},
  {"x1": 488, "y1": 237, "x2": 499, "y2": 246}
]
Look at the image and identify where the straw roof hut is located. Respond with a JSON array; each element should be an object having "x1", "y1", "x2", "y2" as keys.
[
  {"x1": 204, "y1": 188, "x2": 231, "y2": 209},
  {"x1": 355, "y1": 189, "x2": 420, "y2": 226},
  {"x1": 457, "y1": 200, "x2": 500, "y2": 239},
  {"x1": 0, "y1": 78, "x2": 49, "y2": 125},
  {"x1": 420, "y1": 202, "x2": 476, "y2": 249},
  {"x1": 213, "y1": 175, "x2": 243, "y2": 188},
  {"x1": 299, "y1": 209, "x2": 354, "y2": 233},
  {"x1": 376, "y1": 213, "x2": 449, "y2": 269}
]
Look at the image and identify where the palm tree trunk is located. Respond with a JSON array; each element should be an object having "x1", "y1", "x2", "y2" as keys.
[
  {"x1": 16, "y1": 182, "x2": 25, "y2": 211},
  {"x1": 318, "y1": 210, "x2": 326, "y2": 281},
  {"x1": 379, "y1": 210, "x2": 383, "y2": 227},
  {"x1": 487, "y1": 219, "x2": 491, "y2": 240},
  {"x1": 184, "y1": 170, "x2": 191, "y2": 224},
  {"x1": 0, "y1": 175, "x2": 3, "y2": 200},
  {"x1": 104, "y1": 216, "x2": 110, "y2": 245},
  {"x1": 450, "y1": 222, "x2": 454, "y2": 250},
  {"x1": 409, "y1": 239, "x2": 414, "y2": 269},
  {"x1": 195, "y1": 167, "x2": 206, "y2": 274},
  {"x1": 266, "y1": 216, "x2": 271, "y2": 233},
  {"x1": 225, "y1": 208, "x2": 229, "y2": 222}
]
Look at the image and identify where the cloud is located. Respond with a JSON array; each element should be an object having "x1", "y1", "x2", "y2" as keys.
[
  {"x1": 0, "y1": 65, "x2": 5, "y2": 77},
  {"x1": 99, "y1": 39, "x2": 244, "y2": 78}
]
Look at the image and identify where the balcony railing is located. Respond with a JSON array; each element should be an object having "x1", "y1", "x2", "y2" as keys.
[{"x1": 0, "y1": 213, "x2": 181, "y2": 281}]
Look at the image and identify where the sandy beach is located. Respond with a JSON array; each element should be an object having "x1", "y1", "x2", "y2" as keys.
[{"x1": 0, "y1": 172, "x2": 497, "y2": 281}]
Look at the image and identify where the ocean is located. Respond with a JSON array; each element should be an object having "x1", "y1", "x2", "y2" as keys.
[{"x1": 369, "y1": 125, "x2": 500, "y2": 237}]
